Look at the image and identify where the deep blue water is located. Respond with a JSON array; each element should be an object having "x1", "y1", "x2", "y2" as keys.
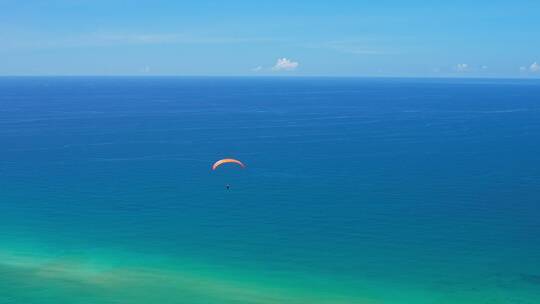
[{"x1": 1, "y1": 77, "x2": 539, "y2": 303}]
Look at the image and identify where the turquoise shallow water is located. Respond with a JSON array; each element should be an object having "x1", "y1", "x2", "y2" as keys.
[{"x1": 1, "y1": 77, "x2": 540, "y2": 303}]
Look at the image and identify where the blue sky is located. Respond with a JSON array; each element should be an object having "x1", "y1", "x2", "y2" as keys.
[{"x1": 1, "y1": 0, "x2": 539, "y2": 77}]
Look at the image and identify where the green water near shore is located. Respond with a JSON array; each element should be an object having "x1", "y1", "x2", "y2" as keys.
[{"x1": 1, "y1": 242, "x2": 539, "y2": 304}]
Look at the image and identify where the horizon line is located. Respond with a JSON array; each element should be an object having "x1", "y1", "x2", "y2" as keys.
[{"x1": 0, "y1": 75, "x2": 539, "y2": 81}]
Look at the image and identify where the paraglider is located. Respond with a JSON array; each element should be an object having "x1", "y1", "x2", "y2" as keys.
[{"x1": 212, "y1": 158, "x2": 245, "y2": 190}]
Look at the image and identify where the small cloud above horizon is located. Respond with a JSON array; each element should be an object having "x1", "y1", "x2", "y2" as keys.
[
  {"x1": 272, "y1": 58, "x2": 299, "y2": 71},
  {"x1": 455, "y1": 63, "x2": 469, "y2": 72},
  {"x1": 530, "y1": 62, "x2": 540, "y2": 73},
  {"x1": 519, "y1": 62, "x2": 540, "y2": 74},
  {"x1": 140, "y1": 66, "x2": 151, "y2": 73},
  {"x1": 453, "y1": 64, "x2": 489, "y2": 74}
]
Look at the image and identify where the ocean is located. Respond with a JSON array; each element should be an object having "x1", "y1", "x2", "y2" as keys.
[{"x1": 1, "y1": 77, "x2": 539, "y2": 303}]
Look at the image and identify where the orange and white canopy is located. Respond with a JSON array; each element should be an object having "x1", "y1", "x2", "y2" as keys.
[{"x1": 212, "y1": 158, "x2": 246, "y2": 170}]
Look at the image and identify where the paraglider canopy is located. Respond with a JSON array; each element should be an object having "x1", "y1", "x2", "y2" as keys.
[{"x1": 212, "y1": 158, "x2": 246, "y2": 170}]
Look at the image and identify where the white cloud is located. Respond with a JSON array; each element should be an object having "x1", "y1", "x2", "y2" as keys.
[
  {"x1": 319, "y1": 41, "x2": 388, "y2": 55},
  {"x1": 97, "y1": 33, "x2": 181, "y2": 44},
  {"x1": 520, "y1": 66, "x2": 528, "y2": 72},
  {"x1": 1, "y1": 31, "x2": 277, "y2": 50},
  {"x1": 272, "y1": 58, "x2": 299, "y2": 71},
  {"x1": 141, "y1": 66, "x2": 151, "y2": 73},
  {"x1": 530, "y1": 62, "x2": 540, "y2": 73},
  {"x1": 251, "y1": 66, "x2": 263, "y2": 72},
  {"x1": 456, "y1": 63, "x2": 469, "y2": 72},
  {"x1": 91, "y1": 33, "x2": 274, "y2": 45}
]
